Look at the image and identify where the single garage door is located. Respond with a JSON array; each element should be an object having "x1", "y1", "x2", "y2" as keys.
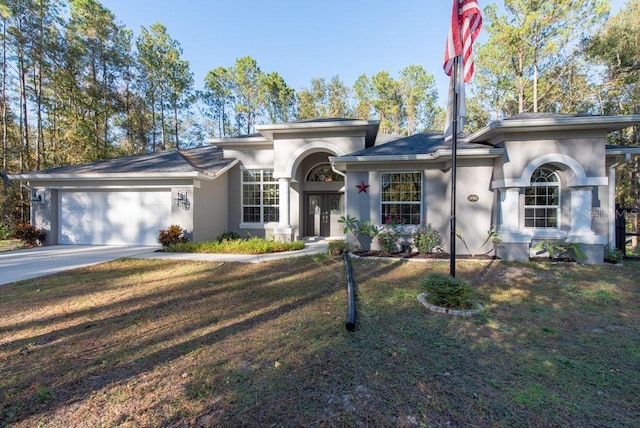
[{"x1": 58, "y1": 189, "x2": 172, "y2": 245}]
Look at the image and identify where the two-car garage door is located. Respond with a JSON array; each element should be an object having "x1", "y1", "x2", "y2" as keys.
[{"x1": 58, "y1": 190, "x2": 171, "y2": 245}]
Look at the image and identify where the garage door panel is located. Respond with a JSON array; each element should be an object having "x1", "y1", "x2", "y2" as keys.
[{"x1": 59, "y1": 190, "x2": 171, "y2": 245}]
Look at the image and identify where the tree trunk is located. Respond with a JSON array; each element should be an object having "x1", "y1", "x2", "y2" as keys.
[
  {"x1": 33, "y1": 62, "x2": 44, "y2": 170},
  {"x1": 533, "y1": 62, "x2": 538, "y2": 113},
  {"x1": 1, "y1": 20, "x2": 8, "y2": 178},
  {"x1": 103, "y1": 62, "x2": 109, "y2": 157},
  {"x1": 18, "y1": 57, "x2": 29, "y2": 172},
  {"x1": 173, "y1": 103, "x2": 179, "y2": 150},
  {"x1": 518, "y1": 48, "x2": 525, "y2": 113}
]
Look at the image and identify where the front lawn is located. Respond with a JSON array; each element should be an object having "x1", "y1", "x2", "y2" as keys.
[{"x1": 0, "y1": 256, "x2": 638, "y2": 426}]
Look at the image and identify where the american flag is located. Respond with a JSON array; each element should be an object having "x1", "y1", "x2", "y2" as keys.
[{"x1": 443, "y1": 0, "x2": 483, "y2": 83}]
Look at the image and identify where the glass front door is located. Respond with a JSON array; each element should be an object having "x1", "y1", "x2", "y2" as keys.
[{"x1": 306, "y1": 192, "x2": 344, "y2": 237}]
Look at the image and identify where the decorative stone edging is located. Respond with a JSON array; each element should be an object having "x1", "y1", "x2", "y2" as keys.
[
  {"x1": 347, "y1": 252, "x2": 497, "y2": 264},
  {"x1": 417, "y1": 293, "x2": 484, "y2": 317}
]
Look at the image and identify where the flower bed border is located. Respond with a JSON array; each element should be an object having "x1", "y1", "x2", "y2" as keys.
[{"x1": 417, "y1": 293, "x2": 484, "y2": 317}]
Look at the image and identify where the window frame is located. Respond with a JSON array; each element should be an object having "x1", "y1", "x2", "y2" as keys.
[
  {"x1": 241, "y1": 169, "x2": 279, "y2": 225},
  {"x1": 380, "y1": 171, "x2": 422, "y2": 226},
  {"x1": 305, "y1": 163, "x2": 345, "y2": 182},
  {"x1": 524, "y1": 168, "x2": 560, "y2": 230}
]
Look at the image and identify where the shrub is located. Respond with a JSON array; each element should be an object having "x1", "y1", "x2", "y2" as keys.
[
  {"x1": 377, "y1": 215, "x2": 404, "y2": 253},
  {"x1": 216, "y1": 231, "x2": 241, "y2": 242},
  {"x1": 157, "y1": 224, "x2": 188, "y2": 247},
  {"x1": 337, "y1": 215, "x2": 379, "y2": 239},
  {"x1": 604, "y1": 247, "x2": 624, "y2": 264},
  {"x1": 420, "y1": 272, "x2": 474, "y2": 309},
  {"x1": 412, "y1": 220, "x2": 443, "y2": 254},
  {"x1": 13, "y1": 223, "x2": 46, "y2": 247},
  {"x1": 455, "y1": 226, "x2": 500, "y2": 257},
  {"x1": 338, "y1": 214, "x2": 359, "y2": 238},
  {"x1": 167, "y1": 237, "x2": 305, "y2": 254},
  {"x1": 535, "y1": 240, "x2": 586, "y2": 263},
  {"x1": 0, "y1": 222, "x2": 14, "y2": 240},
  {"x1": 327, "y1": 239, "x2": 348, "y2": 255}
]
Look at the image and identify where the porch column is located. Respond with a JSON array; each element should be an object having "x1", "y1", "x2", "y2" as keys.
[
  {"x1": 275, "y1": 177, "x2": 293, "y2": 242},
  {"x1": 498, "y1": 187, "x2": 520, "y2": 232},
  {"x1": 566, "y1": 186, "x2": 606, "y2": 264},
  {"x1": 568, "y1": 186, "x2": 594, "y2": 236},
  {"x1": 496, "y1": 187, "x2": 531, "y2": 262}
]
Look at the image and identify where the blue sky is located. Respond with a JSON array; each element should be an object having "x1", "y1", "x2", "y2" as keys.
[{"x1": 100, "y1": 0, "x2": 628, "y2": 109}]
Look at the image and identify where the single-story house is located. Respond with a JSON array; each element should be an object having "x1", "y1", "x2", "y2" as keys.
[{"x1": 10, "y1": 113, "x2": 640, "y2": 263}]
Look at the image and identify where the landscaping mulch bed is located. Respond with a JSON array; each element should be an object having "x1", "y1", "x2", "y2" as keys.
[{"x1": 353, "y1": 250, "x2": 497, "y2": 260}]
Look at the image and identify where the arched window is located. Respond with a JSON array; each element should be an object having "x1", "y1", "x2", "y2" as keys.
[
  {"x1": 524, "y1": 168, "x2": 559, "y2": 228},
  {"x1": 306, "y1": 163, "x2": 344, "y2": 182}
]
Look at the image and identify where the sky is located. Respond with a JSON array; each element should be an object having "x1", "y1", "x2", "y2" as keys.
[{"x1": 99, "y1": 0, "x2": 629, "y2": 109}]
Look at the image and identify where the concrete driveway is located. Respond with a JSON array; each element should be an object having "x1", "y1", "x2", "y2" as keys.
[{"x1": 0, "y1": 245, "x2": 156, "y2": 286}]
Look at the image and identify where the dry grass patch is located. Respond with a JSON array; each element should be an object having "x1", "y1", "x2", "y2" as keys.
[
  {"x1": 0, "y1": 256, "x2": 638, "y2": 427},
  {"x1": 0, "y1": 240, "x2": 24, "y2": 252}
]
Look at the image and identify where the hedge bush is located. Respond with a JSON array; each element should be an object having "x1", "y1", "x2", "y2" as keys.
[
  {"x1": 420, "y1": 272, "x2": 474, "y2": 309},
  {"x1": 13, "y1": 223, "x2": 46, "y2": 247},
  {"x1": 157, "y1": 225, "x2": 188, "y2": 247}
]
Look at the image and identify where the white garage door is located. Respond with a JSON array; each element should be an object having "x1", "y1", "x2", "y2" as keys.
[{"x1": 59, "y1": 190, "x2": 171, "y2": 245}]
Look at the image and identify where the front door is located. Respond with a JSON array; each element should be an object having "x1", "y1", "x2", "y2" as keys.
[{"x1": 306, "y1": 192, "x2": 344, "y2": 236}]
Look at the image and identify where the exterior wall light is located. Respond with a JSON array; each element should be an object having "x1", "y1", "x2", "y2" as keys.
[
  {"x1": 175, "y1": 191, "x2": 190, "y2": 210},
  {"x1": 30, "y1": 191, "x2": 44, "y2": 204}
]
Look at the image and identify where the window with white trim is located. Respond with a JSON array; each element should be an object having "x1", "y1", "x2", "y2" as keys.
[
  {"x1": 524, "y1": 168, "x2": 559, "y2": 228},
  {"x1": 242, "y1": 169, "x2": 279, "y2": 223},
  {"x1": 381, "y1": 172, "x2": 422, "y2": 225}
]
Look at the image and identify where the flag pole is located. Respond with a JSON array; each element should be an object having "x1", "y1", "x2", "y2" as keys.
[{"x1": 449, "y1": 55, "x2": 460, "y2": 278}]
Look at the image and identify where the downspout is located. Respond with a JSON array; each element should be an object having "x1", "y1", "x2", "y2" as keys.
[
  {"x1": 331, "y1": 161, "x2": 349, "y2": 219},
  {"x1": 609, "y1": 154, "x2": 631, "y2": 249}
]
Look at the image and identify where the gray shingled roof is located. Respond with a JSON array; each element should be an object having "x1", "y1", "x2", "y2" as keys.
[
  {"x1": 344, "y1": 131, "x2": 489, "y2": 157},
  {"x1": 504, "y1": 112, "x2": 597, "y2": 121},
  {"x1": 32, "y1": 145, "x2": 232, "y2": 175}
]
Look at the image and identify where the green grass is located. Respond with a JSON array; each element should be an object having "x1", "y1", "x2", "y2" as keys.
[
  {"x1": 0, "y1": 239, "x2": 24, "y2": 252},
  {"x1": 166, "y1": 237, "x2": 305, "y2": 254},
  {"x1": 0, "y1": 256, "x2": 638, "y2": 426}
]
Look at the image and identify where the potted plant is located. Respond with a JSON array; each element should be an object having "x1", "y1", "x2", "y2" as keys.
[{"x1": 327, "y1": 239, "x2": 348, "y2": 256}]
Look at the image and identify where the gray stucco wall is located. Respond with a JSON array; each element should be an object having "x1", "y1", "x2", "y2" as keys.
[
  {"x1": 450, "y1": 160, "x2": 496, "y2": 255},
  {"x1": 342, "y1": 158, "x2": 497, "y2": 254},
  {"x1": 273, "y1": 132, "x2": 365, "y2": 176},
  {"x1": 500, "y1": 133, "x2": 606, "y2": 179},
  {"x1": 192, "y1": 175, "x2": 228, "y2": 242},
  {"x1": 30, "y1": 187, "x2": 56, "y2": 245}
]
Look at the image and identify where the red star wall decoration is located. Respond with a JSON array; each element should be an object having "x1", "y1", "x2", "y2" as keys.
[{"x1": 356, "y1": 181, "x2": 370, "y2": 193}]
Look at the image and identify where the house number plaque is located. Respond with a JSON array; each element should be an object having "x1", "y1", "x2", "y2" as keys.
[{"x1": 467, "y1": 194, "x2": 479, "y2": 202}]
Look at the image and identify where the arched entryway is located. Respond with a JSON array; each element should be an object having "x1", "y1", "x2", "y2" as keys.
[{"x1": 295, "y1": 152, "x2": 345, "y2": 237}]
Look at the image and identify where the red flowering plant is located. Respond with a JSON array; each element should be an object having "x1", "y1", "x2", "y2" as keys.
[
  {"x1": 412, "y1": 219, "x2": 444, "y2": 254},
  {"x1": 377, "y1": 215, "x2": 405, "y2": 253}
]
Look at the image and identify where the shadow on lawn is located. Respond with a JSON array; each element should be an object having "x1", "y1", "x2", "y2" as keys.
[
  {"x1": 0, "y1": 256, "x2": 343, "y2": 425},
  {"x1": 1, "y1": 257, "x2": 639, "y2": 426}
]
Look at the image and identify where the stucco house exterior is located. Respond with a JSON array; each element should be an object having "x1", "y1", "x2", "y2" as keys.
[{"x1": 9, "y1": 113, "x2": 640, "y2": 264}]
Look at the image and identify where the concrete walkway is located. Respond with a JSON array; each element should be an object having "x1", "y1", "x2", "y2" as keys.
[{"x1": 0, "y1": 238, "x2": 329, "y2": 286}]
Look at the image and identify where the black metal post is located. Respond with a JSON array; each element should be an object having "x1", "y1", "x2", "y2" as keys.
[{"x1": 449, "y1": 56, "x2": 460, "y2": 278}]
